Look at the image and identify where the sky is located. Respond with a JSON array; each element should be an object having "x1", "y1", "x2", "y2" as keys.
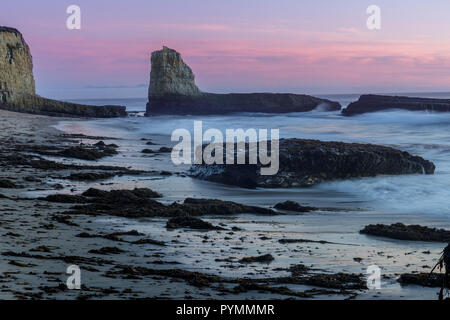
[{"x1": 2, "y1": 0, "x2": 450, "y2": 99}]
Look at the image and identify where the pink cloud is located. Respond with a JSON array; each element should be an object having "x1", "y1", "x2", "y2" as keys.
[{"x1": 27, "y1": 26, "x2": 450, "y2": 94}]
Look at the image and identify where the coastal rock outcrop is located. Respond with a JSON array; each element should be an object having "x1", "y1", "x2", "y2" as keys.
[
  {"x1": 0, "y1": 26, "x2": 126, "y2": 118},
  {"x1": 149, "y1": 46, "x2": 201, "y2": 98},
  {"x1": 189, "y1": 138, "x2": 435, "y2": 188},
  {"x1": 146, "y1": 47, "x2": 341, "y2": 115},
  {"x1": 0, "y1": 26, "x2": 35, "y2": 102},
  {"x1": 342, "y1": 94, "x2": 450, "y2": 116},
  {"x1": 360, "y1": 223, "x2": 450, "y2": 242}
]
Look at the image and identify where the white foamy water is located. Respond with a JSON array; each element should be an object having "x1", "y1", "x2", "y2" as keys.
[{"x1": 58, "y1": 95, "x2": 450, "y2": 216}]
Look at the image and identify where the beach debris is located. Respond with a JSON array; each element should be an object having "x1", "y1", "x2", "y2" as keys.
[
  {"x1": 82, "y1": 187, "x2": 163, "y2": 202},
  {"x1": 66, "y1": 172, "x2": 116, "y2": 181},
  {"x1": 131, "y1": 238, "x2": 166, "y2": 246},
  {"x1": 278, "y1": 238, "x2": 358, "y2": 246},
  {"x1": 23, "y1": 176, "x2": 41, "y2": 182},
  {"x1": 59, "y1": 145, "x2": 118, "y2": 160},
  {"x1": 76, "y1": 230, "x2": 143, "y2": 242},
  {"x1": 40, "y1": 194, "x2": 87, "y2": 203},
  {"x1": 293, "y1": 273, "x2": 367, "y2": 291},
  {"x1": 289, "y1": 264, "x2": 311, "y2": 276},
  {"x1": 158, "y1": 147, "x2": 172, "y2": 153},
  {"x1": 166, "y1": 216, "x2": 224, "y2": 231},
  {"x1": 398, "y1": 273, "x2": 444, "y2": 288},
  {"x1": 88, "y1": 247, "x2": 126, "y2": 255},
  {"x1": 0, "y1": 179, "x2": 21, "y2": 189},
  {"x1": 239, "y1": 254, "x2": 275, "y2": 264}
]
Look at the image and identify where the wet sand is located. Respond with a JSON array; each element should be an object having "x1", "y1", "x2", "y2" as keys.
[{"x1": 0, "y1": 109, "x2": 448, "y2": 300}]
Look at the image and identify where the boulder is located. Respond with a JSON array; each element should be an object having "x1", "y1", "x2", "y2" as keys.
[
  {"x1": 274, "y1": 201, "x2": 317, "y2": 212},
  {"x1": 166, "y1": 216, "x2": 223, "y2": 230},
  {"x1": 146, "y1": 47, "x2": 341, "y2": 115},
  {"x1": 342, "y1": 94, "x2": 450, "y2": 116}
]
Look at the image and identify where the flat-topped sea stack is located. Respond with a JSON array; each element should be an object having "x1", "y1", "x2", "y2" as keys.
[
  {"x1": 146, "y1": 47, "x2": 341, "y2": 115},
  {"x1": 0, "y1": 26, "x2": 126, "y2": 118},
  {"x1": 342, "y1": 94, "x2": 450, "y2": 116},
  {"x1": 189, "y1": 139, "x2": 435, "y2": 188}
]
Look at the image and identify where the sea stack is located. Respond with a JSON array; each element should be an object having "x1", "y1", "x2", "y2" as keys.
[
  {"x1": 146, "y1": 47, "x2": 342, "y2": 115},
  {"x1": 0, "y1": 26, "x2": 126, "y2": 118},
  {"x1": 342, "y1": 94, "x2": 450, "y2": 116}
]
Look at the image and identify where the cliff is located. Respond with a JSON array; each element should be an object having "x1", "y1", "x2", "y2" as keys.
[
  {"x1": 0, "y1": 26, "x2": 126, "y2": 118},
  {"x1": 0, "y1": 26, "x2": 35, "y2": 103},
  {"x1": 342, "y1": 94, "x2": 450, "y2": 116},
  {"x1": 146, "y1": 47, "x2": 341, "y2": 115}
]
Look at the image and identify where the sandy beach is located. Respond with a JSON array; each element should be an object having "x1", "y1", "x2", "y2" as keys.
[{"x1": 0, "y1": 109, "x2": 448, "y2": 300}]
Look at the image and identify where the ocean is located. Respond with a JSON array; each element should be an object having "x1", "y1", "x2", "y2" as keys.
[{"x1": 59, "y1": 93, "x2": 450, "y2": 217}]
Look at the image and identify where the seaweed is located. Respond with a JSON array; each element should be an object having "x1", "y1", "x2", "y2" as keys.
[{"x1": 429, "y1": 243, "x2": 450, "y2": 300}]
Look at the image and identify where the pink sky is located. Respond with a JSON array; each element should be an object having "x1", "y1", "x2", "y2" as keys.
[{"x1": 2, "y1": 0, "x2": 450, "y2": 99}]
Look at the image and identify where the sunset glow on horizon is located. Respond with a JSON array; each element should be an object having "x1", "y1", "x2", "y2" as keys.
[{"x1": 2, "y1": 0, "x2": 450, "y2": 99}]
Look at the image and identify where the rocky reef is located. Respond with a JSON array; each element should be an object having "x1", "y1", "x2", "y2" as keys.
[
  {"x1": 360, "y1": 223, "x2": 450, "y2": 242},
  {"x1": 146, "y1": 47, "x2": 341, "y2": 115},
  {"x1": 1, "y1": 95, "x2": 127, "y2": 118},
  {"x1": 189, "y1": 138, "x2": 435, "y2": 188},
  {"x1": 0, "y1": 26, "x2": 126, "y2": 118},
  {"x1": 342, "y1": 94, "x2": 450, "y2": 116}
]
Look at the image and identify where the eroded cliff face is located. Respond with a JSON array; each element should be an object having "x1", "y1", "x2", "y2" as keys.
[
  {"x1": 0, "y1": 27, "x2": 36, "y2": 103},
  {"x1": 149, "y1": 46, "x2": 201, "y2": 98},
  {"x1": 0, "y1": 26, "x2": 126, "y2": 118}
]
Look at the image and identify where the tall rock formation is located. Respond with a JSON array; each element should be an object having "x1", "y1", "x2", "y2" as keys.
[
  {"x1": 149, "y1": 46, "x2": 201, "y2": 98},
  {"x1": 146, "y1": 47, "x2": 341, "y2": 115},
  {"x1": 0, "y1": 26, "x2": 35, "y2": 103},
  {"x1": 0, "y1": 26, "x2": 126, "y2": 118}
]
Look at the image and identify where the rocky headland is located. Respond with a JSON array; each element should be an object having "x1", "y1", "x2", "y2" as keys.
[
  {"x1": 0, "y1": 26, "x2": 126, "y2": 118},
  {"x1": 146, "y1": 47, "x2": 341, "y2": 115},
  {"x1": 342, "y1": 94, "x2": 450, "y2": 116},
  {"x1": 189, "y1": 139, "x2": 435, "y2": 188}
]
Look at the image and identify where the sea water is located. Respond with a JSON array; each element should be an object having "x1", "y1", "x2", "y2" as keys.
[{"x1": 59, "y1": 94, "x2": 450, "y2": 217}]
